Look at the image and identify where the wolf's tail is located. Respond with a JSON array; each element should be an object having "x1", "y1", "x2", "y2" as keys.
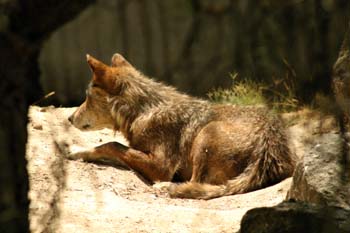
[{"x1": 168, "y1": 118, "x2": 296, "y2": 199}]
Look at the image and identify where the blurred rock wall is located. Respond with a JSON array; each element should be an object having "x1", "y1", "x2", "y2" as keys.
[{"x1": 39, "y1": 0, "x2": 350, "y2": 105}]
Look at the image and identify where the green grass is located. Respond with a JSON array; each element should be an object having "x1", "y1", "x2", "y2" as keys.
[
  {"x1": 208, "y1": 73, "x2": 299, "y2": 112},
  {"x1": 208, "y1": 73, "x2": 266, "y2": 106}
]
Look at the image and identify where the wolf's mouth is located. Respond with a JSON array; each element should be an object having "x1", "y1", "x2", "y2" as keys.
[{"x1": 82, "y1": 124, "x2": 91, "y2": 129}]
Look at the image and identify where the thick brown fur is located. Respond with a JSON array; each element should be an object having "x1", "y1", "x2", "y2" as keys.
[{"x1": 68, "y1": 53, "x2": 296, "y2": 199}]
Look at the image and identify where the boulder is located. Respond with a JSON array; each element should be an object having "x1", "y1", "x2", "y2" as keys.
[
  {"x1": 287, "y1": 133, "x2": 350, "y2": 208},
  {"x1": 239, "y1": 201, "x2": 350, "y2": 233}
]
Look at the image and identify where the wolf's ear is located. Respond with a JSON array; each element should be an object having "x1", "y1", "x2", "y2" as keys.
[
  {"x1": 111, "y1": 53, "x2": 131, "y2": 67},
  {"x1": 86, "y1": 54, "x2": 108, "y2": 75}
]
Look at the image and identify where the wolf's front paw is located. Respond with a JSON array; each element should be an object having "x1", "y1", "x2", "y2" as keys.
[
  {"x1": 66, "y1": 152, "x2": 84, "y2": 160},
  {"x1": 65, "y1": 145, "x2": 87, "y2": 160}
]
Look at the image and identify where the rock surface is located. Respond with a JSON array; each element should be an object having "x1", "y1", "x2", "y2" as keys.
[
  {"x1": 239, "y1": 201, "x2": 350, "y2": 233},
  {"x1": 287, "y1": 133, "x2": 350, "y2": 208}
]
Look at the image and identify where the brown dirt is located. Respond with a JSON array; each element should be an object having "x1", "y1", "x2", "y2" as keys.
[{"x1": 26, "y1": 106, "x2": 334, "y2": 233}]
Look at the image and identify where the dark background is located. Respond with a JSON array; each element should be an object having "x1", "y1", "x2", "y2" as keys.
[{"x1": 40, "y1": 0, "x2": 350, "y2": 105}]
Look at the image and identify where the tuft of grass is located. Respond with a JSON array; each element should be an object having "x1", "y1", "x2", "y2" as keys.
[
  {"x1": 208, "y1": 72, "x2": 299, "y2": 112},
  {"x1": 266, "y1": 75, "x2": 299, "y2": 112},
  {"x1": 208, "y1": 73, "x2": 266, "y2": 106}
]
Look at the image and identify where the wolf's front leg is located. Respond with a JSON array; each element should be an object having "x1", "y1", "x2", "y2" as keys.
[
  {"x1": 67, "y1": 141, "x2": 129, "y2": 161},
  {"x1": 67, "y1": 142, "x2": 129, "y2": 168},
  {"x1": 67, "y1": 142, "x2": 173, "y2": 183}
]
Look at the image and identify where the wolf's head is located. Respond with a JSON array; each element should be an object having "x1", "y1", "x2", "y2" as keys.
[{"x1": 68, "y1": 53, "x2": 137, "y2": 131}]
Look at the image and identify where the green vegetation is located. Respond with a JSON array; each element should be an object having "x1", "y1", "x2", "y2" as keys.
[
  {"x1": 208, "y1": 73, "x2": 265, "y2": 106},
  {"x1": 208, "y1": 73, "x2": 299, "y2": 112}
]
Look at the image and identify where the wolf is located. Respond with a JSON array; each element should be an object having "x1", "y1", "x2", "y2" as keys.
[{"x1": 67, "y1": 53, "x2": 296, "y2": 199}]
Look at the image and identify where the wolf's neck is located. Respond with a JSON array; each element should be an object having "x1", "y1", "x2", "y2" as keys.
[
  {"x1": 112, "y1": 73, "x2": 193, "y2": 137},
  {"x1": 131, "y1": 73, "x2": 192, "y2": 106}
]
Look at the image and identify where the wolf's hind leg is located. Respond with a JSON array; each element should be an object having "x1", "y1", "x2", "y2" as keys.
[{"x1": 189, "y1": 122, "x2": 243, "y2": 184}]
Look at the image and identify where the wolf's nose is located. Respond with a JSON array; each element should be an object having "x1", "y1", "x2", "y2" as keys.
[{"x1": 68, "y1": 115, "x2": 73, "y2": 123}]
